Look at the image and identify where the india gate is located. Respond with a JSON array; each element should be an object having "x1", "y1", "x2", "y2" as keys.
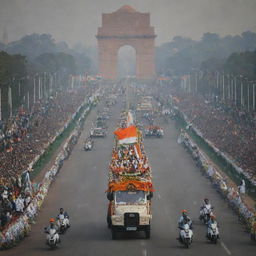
[{"x1": 96, "y1": 5, "x2": 156, "y2": 80}]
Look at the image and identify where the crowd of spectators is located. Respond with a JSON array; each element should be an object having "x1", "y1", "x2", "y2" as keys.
[
  {"x1": 169, "y1": 87, "x2": 256, "y2": 181},
  {"x1": 0, "y1": 87, "x2": 89, "y2": 230}
]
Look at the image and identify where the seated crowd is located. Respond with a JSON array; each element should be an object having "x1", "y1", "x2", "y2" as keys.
[
  {"x1": 170, "y1": 88, "x2": 256, "y2": 181},
  {"x1": 0, "y1": 87, "x2": 89, "y2": 230}
]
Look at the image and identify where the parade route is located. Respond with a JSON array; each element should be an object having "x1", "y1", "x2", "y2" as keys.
[{"x1": 2, "y1": 98, "x2": 255, "y2": 256}]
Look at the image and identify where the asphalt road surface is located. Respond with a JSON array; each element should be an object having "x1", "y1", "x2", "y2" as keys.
[{"x1": 2, "y1": 98, "x2": 255, "y2": 256}]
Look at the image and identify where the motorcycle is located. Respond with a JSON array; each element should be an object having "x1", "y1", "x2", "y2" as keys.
[
  {"x1": 45, "y1": 227, "x2": 60, "y2": 249},
  {"x1": 57, "y1": 214, "x2": 69, "y2": 234},
  {"x1": 200, "y1": 205, "x2": 213, "y2": 224},
  {"x1": 84, "y1": 139, "x2": 93, "y2": 151},
  {"x1": 207, "y1": 222, "x2": 220, "y2": 244},
  {"x1": 179, "y1": 223, "x2": 193, "y2": 248}
]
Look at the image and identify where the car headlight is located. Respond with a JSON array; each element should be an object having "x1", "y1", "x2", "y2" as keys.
[
  {"x1": 140, "y1": 216, "x2": 150, "y2": 224},
  {"x1": 112, "y1": 216, "x2": 122, "y2": 222}
]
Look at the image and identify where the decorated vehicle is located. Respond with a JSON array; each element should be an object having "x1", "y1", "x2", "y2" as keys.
[
  {"x1": 144, "y1": 126, "x2": 164, "y2": 138},
  {"x1": 106, "y1": 111, "x2": 153, "y2": 239},
  {"x1": 90, "y1": 127, "x2": 106, "y2": 137},
  {"x1": 94, "y1": 117, "x2": 108, "y2": 129}
]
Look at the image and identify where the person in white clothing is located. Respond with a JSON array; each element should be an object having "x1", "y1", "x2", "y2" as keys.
[
  {"x1": 238, "y1": 179, "x2": 246, "y2": 194},
  {"x1": 15, "y1": 195, "x2": 25, "y2": 214}
]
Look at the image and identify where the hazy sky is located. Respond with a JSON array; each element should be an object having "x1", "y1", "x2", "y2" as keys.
[{"x1": 1, "y1": 0, "x2": 256, "y2": 47}]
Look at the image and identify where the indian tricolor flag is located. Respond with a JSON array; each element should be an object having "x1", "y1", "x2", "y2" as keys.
[{"x1": 114, "y1": 125, "x2": 138, "y2": 144}]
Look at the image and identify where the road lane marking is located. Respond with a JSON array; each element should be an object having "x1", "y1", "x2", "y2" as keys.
[
  {"x1": 157, "y1": 193, "x2": 161, "y2": 199},
  {"x1": 221, "y1": 242, "x2": 232, "y2": 255},
  {"x1": 142, "y1": 249, "x2": 147, "y2": 256}
]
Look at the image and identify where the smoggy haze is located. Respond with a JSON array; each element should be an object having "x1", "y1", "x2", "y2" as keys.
[{"x1": 0, "y1": 0, "x2": 256, "y2": 47}]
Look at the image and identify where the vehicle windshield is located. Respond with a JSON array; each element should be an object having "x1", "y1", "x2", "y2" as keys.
[{"x1": 115, "y1": 191, "x2": 146, "y2": 205}]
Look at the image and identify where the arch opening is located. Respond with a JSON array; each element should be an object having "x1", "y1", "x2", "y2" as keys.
[{"x1": 117, "y1": 45, "x2": 136, "y2": 78}]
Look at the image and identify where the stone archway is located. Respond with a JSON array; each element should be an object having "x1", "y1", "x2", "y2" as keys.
[
  {"x1": 117, "y1": 45, "x2": 136, "y2": 78},
  {"x1": 96, "y1": 5, "x2": 156, "y2": 80}
]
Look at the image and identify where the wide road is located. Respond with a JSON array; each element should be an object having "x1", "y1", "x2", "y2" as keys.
[{"x1": 3, "y1": 96, "x2": 254, "y2": 256}]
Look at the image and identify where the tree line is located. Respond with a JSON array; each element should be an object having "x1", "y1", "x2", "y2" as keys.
[
  {"x1": 156, "y1": 31, "x2": 256, "y2": 80},
  {"x1": 0, "y1": 33, "x2": 94, "y2": 120}
]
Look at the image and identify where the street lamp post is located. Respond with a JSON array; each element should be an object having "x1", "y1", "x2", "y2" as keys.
[
  {"x1": 234, "y1": 77, "x2": 237, "y2": 105},
  {"x1": 195, "y1": 72, "x2": 198, "y2": 93},
  {"x1": 241, "y1": 82, "x2": 244, "y2": 108},
  {"x1": 253, "y1": 83, "x2": 255, "y2": 111},
  {"x1": 33, "y1": 76, "x2": 36, "y2": 104},
  {"x1": 222, "y1": 73, "x2": 225, "y2": 101},
  {"x1": 247, "y1": 83, "x2": 250, "y2": 111}
]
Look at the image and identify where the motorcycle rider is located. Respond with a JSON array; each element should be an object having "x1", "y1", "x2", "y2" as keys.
[
  {"x1": 203, "y1": 198, "x2": 212, "y2": 208},
  {"x1": 207, "y1": 215, "x2": 219, "y2": 238},
  {"x1": 45, "y1": 218, "x2": 60, "y2": 244},
  {"x1": 200, "y1": 198, "x2": 213, "y2": 219},
  {"x1": 179, "y1": 210, "x2": 193, "y2": 229},
  {"x1": 56, "y1": 208, "x2": 70, "y2": 229},
  {"x1": 178, "y1": 210, "x2": 193, "y2": 242},
  {"x1": 207, "y1": 214, "x2": 217, "y2": 226}
]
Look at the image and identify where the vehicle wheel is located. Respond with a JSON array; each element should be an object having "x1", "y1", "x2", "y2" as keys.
[
  {"x1": 111, "y1": 228, "x2": 117, "y2": 240},
  {"x1": 145, "y1": 229, "x2": 150, "y2": 239}
]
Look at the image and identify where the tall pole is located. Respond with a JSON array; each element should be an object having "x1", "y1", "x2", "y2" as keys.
[
  {"x1": 234, "y1": 77, "x2": 237, "y2": 105},
  {"x1": 33, "y1": 77, "x2": 36, "y2": 103},
  {"x1": 0, "y1": 89, "x2": 2, "y2": 121},
  {"x1": 8, "y1": 86, "x2": 12, "y2": 118},
  {"x1": 253, "y1": 83, "x2": 255, "y2": 111},
  {"x1": 189, "y1": 74, "x2": 191, "y2": 93},
  {"x1": 44, "y1": 72, "x2": 47, "y2": 98},
  {"x1": 241, "y1": 82, "x2": 243, "y2": 108},
  {"x1": 216, "y1": 71, "x2": 219, "y2": 89},
  {"x1": 195, "y1": 73, "x2": 198, "y2": 93},
  {"x1": 227, "y1": 74, "x2": 230, "y2": 100},
  {"x1": 247, "y1": 83, "x2": 250, "y2": 111},
  {"x1": 50, "y1": 74, "x2": 53, "y2": 94},
  {"x1": 230, "y1": 77, "x2": 233, "y2": 100},
  {"x1": 39, "y1": 76, "x2": 41, "y2": 99},
  {"x1": 27, "y1": 91, "x2": 30, "y2": 110},
  {"x1": 222, "y1": 73, "x2": 225, "y2": 101}
]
